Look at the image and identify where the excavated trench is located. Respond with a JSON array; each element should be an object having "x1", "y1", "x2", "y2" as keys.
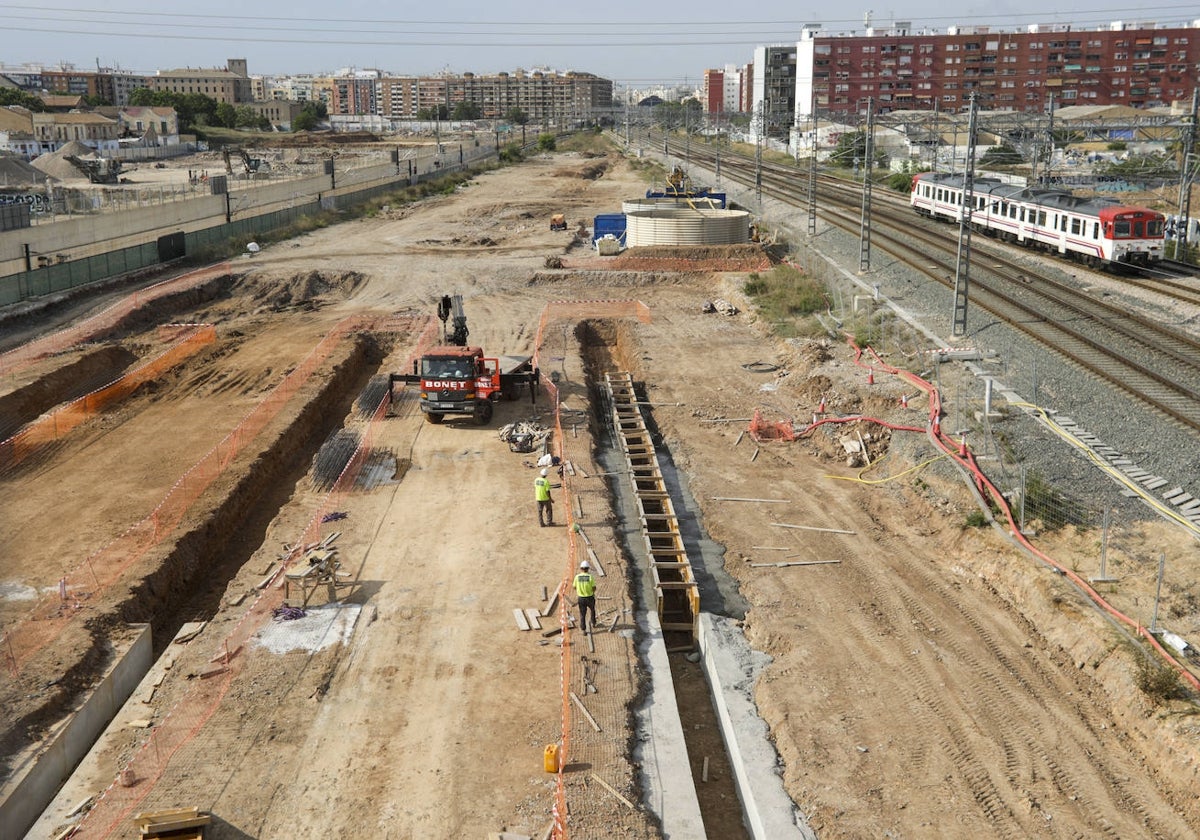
[
  {"x1": 576, "y1": 320, "x2": 752, "y2": 840},
  {"x1": 0, "y1": 329, "x2": 389, "y2": 778}
]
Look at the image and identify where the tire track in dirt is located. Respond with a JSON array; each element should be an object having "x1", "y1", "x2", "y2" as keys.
[
  {"x1": 872, "y1": 532, "x2": 1197, "y2": 839},
  {"x1": 817, "y1": 532, "x2": 1028, "y2": 838}
]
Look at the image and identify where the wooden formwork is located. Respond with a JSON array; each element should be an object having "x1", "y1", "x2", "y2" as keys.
[{"x1": 605, "y1": 372, "x2": 699, "y2": 636}]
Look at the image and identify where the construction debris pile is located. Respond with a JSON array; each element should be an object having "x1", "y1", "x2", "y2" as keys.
[{"x1": 499, "y1": 419, "x2": 551, "y2": 453}]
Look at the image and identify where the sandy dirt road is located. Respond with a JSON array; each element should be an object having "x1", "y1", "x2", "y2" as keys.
[{"x1": 5, "y1": 148, "x2": 1200, "y2": 839}]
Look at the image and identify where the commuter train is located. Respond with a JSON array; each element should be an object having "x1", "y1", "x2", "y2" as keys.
[{"x1": 910, "y1": 171, "x2": 1165, "y2": 268}]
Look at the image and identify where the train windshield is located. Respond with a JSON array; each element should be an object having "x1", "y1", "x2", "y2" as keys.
[
  {"x1": 1147, "y1": 218, "x2": 1164, "y2": 237},
  {"x1": 1113, "y1": 219, "x2": 1132, "y2": 238}
]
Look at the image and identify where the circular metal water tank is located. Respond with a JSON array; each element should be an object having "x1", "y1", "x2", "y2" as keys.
[
  {"x1": 621, "y1": 196, "x2": 726, "y2": 214},
  {"x1": 625, "y1": 207, "x2": 751, "y2": 247}
]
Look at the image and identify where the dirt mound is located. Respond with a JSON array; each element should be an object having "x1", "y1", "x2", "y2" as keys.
[
  {"x1": 243, "y1": 270, "x2": 367, "y2": 310},
  {"x1": 553, "y1": 158, "x2": 611, "y2": 180},
  {"x1": 31, "y1": 141, "x2": 99, "y2": 182}
]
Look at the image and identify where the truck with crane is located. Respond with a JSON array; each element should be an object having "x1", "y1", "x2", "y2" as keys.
[{"x1": 389, "y1": 295, "x2": 539, "y2": 425}]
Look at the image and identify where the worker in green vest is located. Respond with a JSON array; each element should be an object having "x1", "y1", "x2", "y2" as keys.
[
  {"x1": 574, "y1": 560, "x2": 597, "y2": 633},
  {"x1": 534, "y1": 467, "x2": 554, "y2": 526}
]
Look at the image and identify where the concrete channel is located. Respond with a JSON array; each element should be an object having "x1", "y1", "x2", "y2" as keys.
[{"x1": 594, "y1": 369, "x2": 814, "y2": 839}]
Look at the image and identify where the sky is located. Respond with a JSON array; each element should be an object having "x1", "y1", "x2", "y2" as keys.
[{"x1": 2, "y1": 1, "x2": 1198, "y2": 89}]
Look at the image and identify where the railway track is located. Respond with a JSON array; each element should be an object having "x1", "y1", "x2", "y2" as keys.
[{"x1": 651, "y1": 133, "x2": 1200, "y2": 432}]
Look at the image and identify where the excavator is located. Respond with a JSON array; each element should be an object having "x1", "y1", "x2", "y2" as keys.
[{"x1": 222, "y1": 147, "x2": 262, "y2": 176}]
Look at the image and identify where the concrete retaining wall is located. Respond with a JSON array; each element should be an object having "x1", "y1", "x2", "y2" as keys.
[
  {"x1": 697, "y1": 612, "x2": 815, "y2": 840},
  {"x1": 0, "y1": 624, "x2": 152, "y2": 840}
]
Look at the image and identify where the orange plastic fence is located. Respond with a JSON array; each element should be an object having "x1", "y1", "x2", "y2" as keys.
[
  {"x1": 0, "y1": 325, "x2": 216, "y2": 474},
  {"x1": 748, "y1": 408, "x2": 796, "y2": 442},
  {"x1": 0, "y1": 262, "x2": 232, "y2": 379},
  {"x1": 0, "y1": 315, "x2": 390, "y2": 677},
  {"x1": 529, "y1": 298, "x2": 650, "y2": 840},
  {"x1": 68, "y1": 302, "x2": 641, "y2": 839},
  {"x1": 72, "y1": 316, "x2": 434, "y2": 839}
]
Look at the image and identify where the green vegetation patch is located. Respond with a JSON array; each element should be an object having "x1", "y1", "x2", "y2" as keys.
[{"x1": 742, "y1": 264, "x2": 828, "y2": 336}]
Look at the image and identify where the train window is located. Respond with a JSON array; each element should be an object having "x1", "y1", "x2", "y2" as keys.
[
  {"x1": 1071, "y1": 218, "x2": 1081, "y2": 235},
  {"x1": 1133, "y1": 221, "x2": 1143, "y2": 237},
  {"x1": 1092, "y1": 222, "x2": 1099, "y2": 239},
  {"x1": 1114, "y1": 220, "x2": 1131, "y2": 237},
  {"x1": 1148, "y1": 218, "x2": 1163, "y2": 236},
  {"x1": 1038, "y1": 211, "x2": 1047, "y2": 226}
]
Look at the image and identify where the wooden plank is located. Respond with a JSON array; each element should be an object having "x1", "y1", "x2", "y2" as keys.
[
  {"x1": 544, "y1": 583, "x2": 561, "y2": 619},
  {"x1": 514, "y1": 609, "x2": 531, "y2": 631},
  {"x1": 733, "y1": 429, "x2": 745, "y2": 447},
  {"x1": 172, "y1": 622, "x2": 206, "y2": 645},
  {"x1": 524, "y1": 608, "x2": 542, "y2": 630},
  {"x1": 571, "y1": 691, "x2": 602, "y2": 732},
  {"x1": 589, "y1": 773, "x2": 635, "y2": 809},
  {"x1": 585, "y1": 547, "x2": 605, "y2": 577},
  {"x1": 608, "y1": 612, "x2": 620, "y2": 633},
  {"x1": 576, "y1": 526, "x2": 592, "y2": 547},
  {"x1": 711, "y1": 496, "x2": 790, "y2": 503},
  {"x1": 770, "y1": 522, "x2": 857, "y2": 535},
  {"x1": 749, "y1": 559, "x2": 842, "y2": 568},
  {"x1": 702, "y1": 756, "x2": 710, "y2": 783}
]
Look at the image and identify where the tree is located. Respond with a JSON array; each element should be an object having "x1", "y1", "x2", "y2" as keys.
[
  {"x1": 416, "y1": 105, "x2": 449, "y2": 121},
  {"x1": 234, "y1": 105, "x2": 269, "y2": 130},
  {"x1": 504, "y1": 107, "x2": 529, "y2": 125},
  {"x1": 537, "y1": 133, "x2": 556, "y2": 151},
  {"x1": 451, "y1": 101, "x2": 482, "y2": 121},
  {"x1": 829, "y1": 131, "x2": 886, "y2": 170},
  {"x1": 0, "y1": 88, "x2": 47, "y2": 111},
  {"x1": 293, "y1": 102, "x2": 324, "y2": 133},
  {"x1": 979, "y1": 143, "x2": 1025, "y2": 166},
  {"x1": 214, "y1": 102, "x2": 237, "y2": 129}
]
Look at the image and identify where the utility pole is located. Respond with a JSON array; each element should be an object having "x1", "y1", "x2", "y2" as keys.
[
  {"x1": 951, "y1": 94, "x2": 979, "y2": 337},
  {"x1": 859, "y1": 98, "x2": 875, "y2": 272},
  {"x1": 1175, "y1": 88, "x2": 1198, "y2": 258},
  {"x1": 807, "y1": 110, "x2": 818, "y2": 236},
  {"x1": 754, "y1": 101, "x2": 764, "y2": 204}
]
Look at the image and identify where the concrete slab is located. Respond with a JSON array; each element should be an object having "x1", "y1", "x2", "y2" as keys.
[
  {"x1": 698, "y1": 613, "x2": 815, "y2": 840},
  {"x1": 633, "y1": 611, "x2": 706, "y2": 839}
]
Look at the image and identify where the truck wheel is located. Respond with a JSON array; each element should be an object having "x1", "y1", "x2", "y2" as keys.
[
  {"x1": 425, "y1": 412, "x2": 444, "y2": 424},
  {"x1": 475, "y1": 401, "x2": 494, "y2": 425}
]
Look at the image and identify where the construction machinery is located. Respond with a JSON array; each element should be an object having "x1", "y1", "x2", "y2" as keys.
[
  {"x1": 223, "y1": 147, "x2": 261, "y2": 176},
  {"x1": 389, "y1": 295, "x2": 539, "y2": 425},
  {"x1": 65, "y1": 155, "x2": 122, "y2": 184}
]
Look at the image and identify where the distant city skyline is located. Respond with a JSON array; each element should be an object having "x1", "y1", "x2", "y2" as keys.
[{"x1": 3, "y1": 1, "x2": 1198, "y2": 86}]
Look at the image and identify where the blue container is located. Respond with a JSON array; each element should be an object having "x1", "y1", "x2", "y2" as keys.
[{"x1": 592, "y1": 213, "x2": 627, "y2": 244}]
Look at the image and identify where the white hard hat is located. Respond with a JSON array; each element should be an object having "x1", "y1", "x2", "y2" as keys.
[
  {"x1": 540, "y1": 468, "x2": 548, "y2": 476},
  {"x1": 580, "y1": 560, "x2": 590, "y2": 569}
]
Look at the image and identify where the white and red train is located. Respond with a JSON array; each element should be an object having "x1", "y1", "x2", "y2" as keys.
[{"x1": 910, "y1": 171, "x2": 1165, "y2": 268}]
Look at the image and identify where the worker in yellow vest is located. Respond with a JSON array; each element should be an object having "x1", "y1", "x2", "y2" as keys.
[
  {"x1": 574, "y1": 560, "x2": 597, "y2": 633},
  {"x1": 534, "y1": 468, "x2": 554, "y2": 526}
]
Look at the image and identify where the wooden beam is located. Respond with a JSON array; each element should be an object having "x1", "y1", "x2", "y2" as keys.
[
  {"x1": 585, "y1": 547, "x2": 605, "y2": 577},
  {"x1": 589, "y1": 773, "x2": 635, "y2": 809},
  {"x1": 570, "y1": 691, "x2": 601, "y2": 732},
  {"x1": 749, "y1": 560, "x2": 842, "y2": 568},
  {"x1": 770, "y1": 522, "x2": 856, "y2": 535},
  {"x1": 711, "y1": 496, "x2": 790, "y2": 503},
  {"x1": 514, "y1": 609, "x2": 531, "y2": 631},
  {"x1": 524, "y1": 609, "x2": 542, "y2": 630}
]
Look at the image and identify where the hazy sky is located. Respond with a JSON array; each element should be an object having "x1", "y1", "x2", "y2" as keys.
[{"x1": 3, "y1": 1, "x2": 1197, "y2": 88}]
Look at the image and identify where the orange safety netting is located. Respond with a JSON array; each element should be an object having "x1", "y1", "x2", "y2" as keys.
[
  {"x1": 0, "y1": 262, "x2": 232, "y2": 379},
  {"x1": 71, "y1": 316, "x2": 438, "y2": 839},
  {"x1": 0, "y1": 325, "x2": 216, "y2": 475},
  {"x1": 0, "y1": 315, "x2": 390, "y2": 677},
  {"x1": 529, "y1": 298, "x2": 650, "y2": 839},
  {"x1": 748, "y1": 408, "x2": 795, "y2": 442}
]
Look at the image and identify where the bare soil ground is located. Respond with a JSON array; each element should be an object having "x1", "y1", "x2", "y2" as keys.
[{"x1": 4, "y1": 148, "x2": 1200, "y2": 839}]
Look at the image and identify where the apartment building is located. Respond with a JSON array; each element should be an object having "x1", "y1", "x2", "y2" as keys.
[
  {"x1": 374, "y1": 69, "x2": 612, "y2": 126},
  {"x1": 795, "y1": 20, "x2": 1200, "y2": 117},
  {"x1": 752, "y1": 45, "x2": 798, "y2": 138}
]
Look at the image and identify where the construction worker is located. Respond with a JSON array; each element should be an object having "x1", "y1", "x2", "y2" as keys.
[
  {"x1": 574, "y1": 560, "x2": 597, "y2": 634},
  {"x1": 534, "y1": 467, "x2": 554, "y2": 526}
]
